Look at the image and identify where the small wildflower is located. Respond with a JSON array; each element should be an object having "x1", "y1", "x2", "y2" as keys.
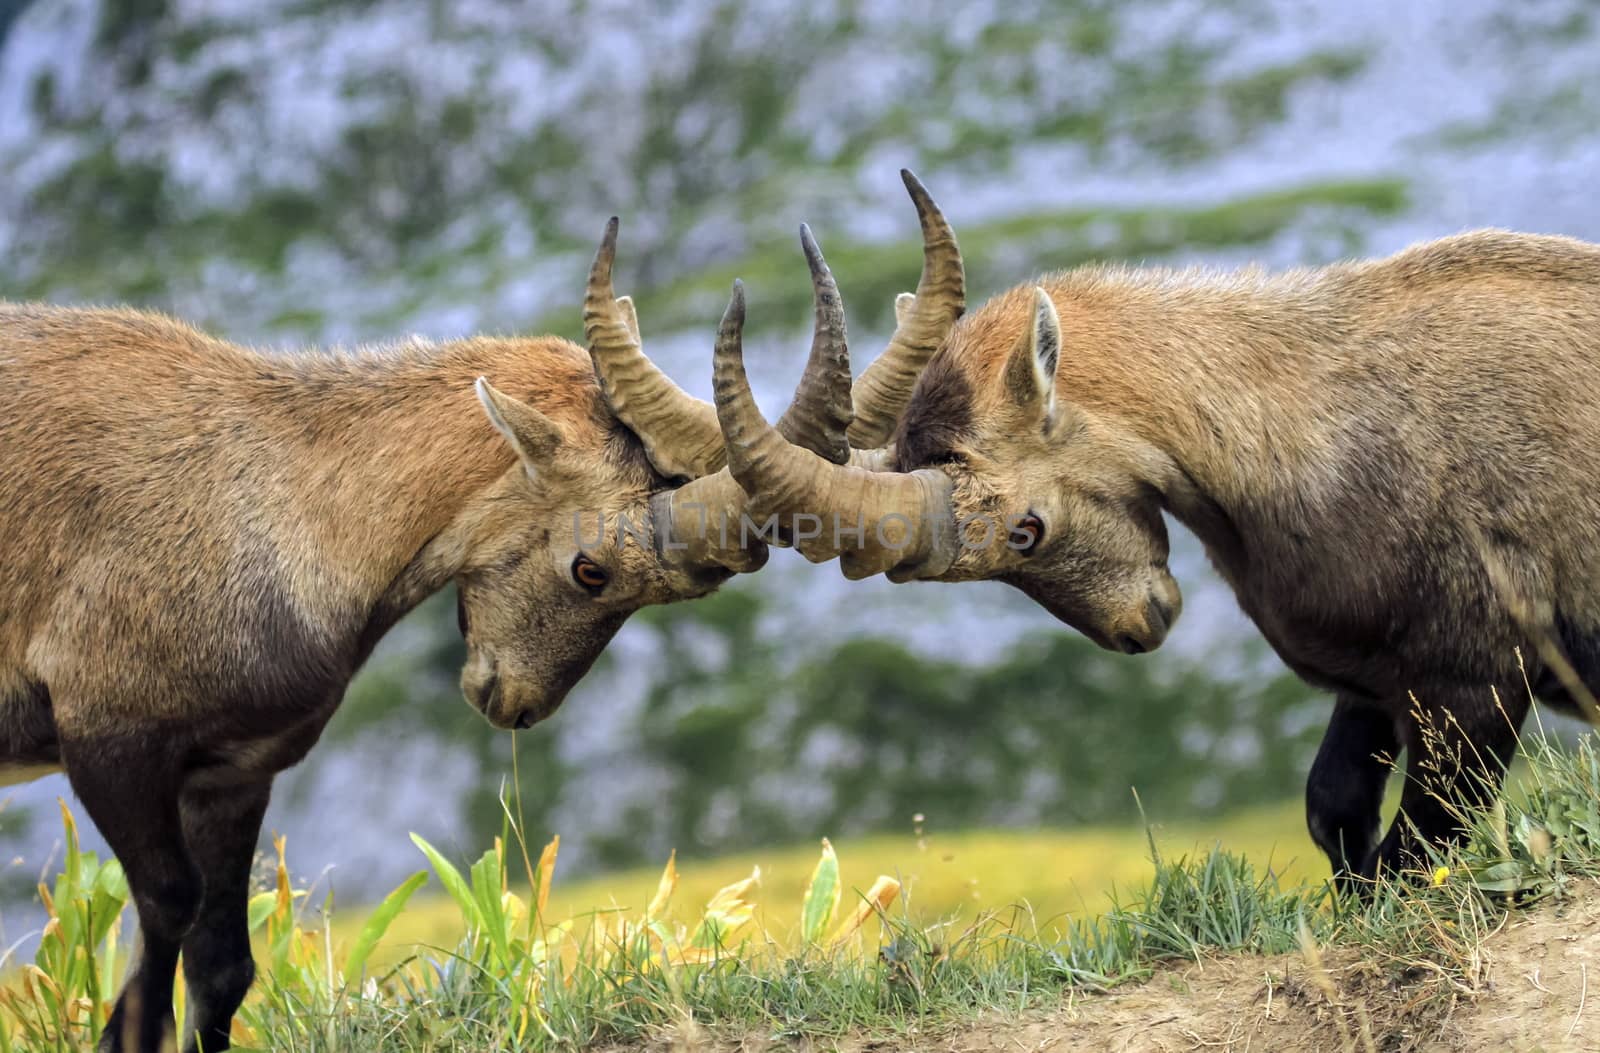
[{"x1": 1431, "y1": 866, "x2": 1450, "y2": 886}]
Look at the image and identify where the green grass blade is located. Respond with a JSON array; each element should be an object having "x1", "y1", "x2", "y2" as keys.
[
  {"x1": 468, "y1": 849, "x2": 511, "y2": 967},
  {"x1": 343, "y1": 870, "x2": 430, "y2": 985},
  {"x1": 410, "y1": 833, "x2": 483, "y2": 930}
]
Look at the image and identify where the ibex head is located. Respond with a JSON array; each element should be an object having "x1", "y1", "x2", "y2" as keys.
[
  {"x1": 703, "y1": 248, "x2": 1180, "y2": 657},
  {"x1": 458, "y1": 171, "x2": 965, "y2": 727},
  {"x1": 455, "y1": 369, "x2": 699, "y2": 730}
]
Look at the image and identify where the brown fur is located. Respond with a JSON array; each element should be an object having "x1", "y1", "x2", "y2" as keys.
[
  {"x1": 0, "y1": 305, "x2": 657, "y2": 741},
  {"x1": 892, "y1": 230, "x2": 1600, "y2": 883},
  {"x1": 0, "y1": 303, "x2": 689, "y2": 1051}
]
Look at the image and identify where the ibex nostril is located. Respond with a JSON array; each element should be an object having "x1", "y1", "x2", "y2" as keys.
[
  {"x1": 473, "y1": 673, "x2": 501, "y2": 714},
  {"x1": 1145, "y1": 594, "x2": 1174, "y2": 637}
]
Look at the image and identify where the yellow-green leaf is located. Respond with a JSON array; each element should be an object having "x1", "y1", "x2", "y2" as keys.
[
  {"x1": 828, "y1": 875, "x2": 901, "y2": 948},
  {"x1": 801, "y1": 839, "x2": 841, "y2": 945},
  {"x1": 647, "y1": 850, "x2": 678, "y2": 920}
]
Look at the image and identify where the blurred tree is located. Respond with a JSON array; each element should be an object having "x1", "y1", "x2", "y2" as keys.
[
  {"x1": 1, "y1": 0, "x2": 1373, "y2": 326},
  {"x1": 0, "y1": 0, "x2": 30, "y2": 47},
  {"x1": 587, "y1": 588, "x2": 1324, "y2": 866}
]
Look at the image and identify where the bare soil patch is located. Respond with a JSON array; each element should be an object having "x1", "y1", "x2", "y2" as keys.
[{"x1": 625, "y1": 884, "x2": 1600, "y2": 1052}]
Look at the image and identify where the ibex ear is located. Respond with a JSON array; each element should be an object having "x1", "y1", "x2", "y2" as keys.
[
  {"x1": 1002, "y1": 288, "x2": 1061, "y2": 427},
  {"x1": 475, "y1": 377, "x2": 563, "y2": 474}
]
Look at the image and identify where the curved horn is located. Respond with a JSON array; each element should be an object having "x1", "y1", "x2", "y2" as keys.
[
  {"x1": 846, "y1": 169, "x2": 966, "y2": 449},
  {"x1": 648, "y1": 285, "x2": 766, "y2": 573},
  {"x1": 711, "y1": 283, "x2": 958, "y2": 582},
  {"x1": 585, "y1": 218, "x2": 853, "y2": 478},
  {"x1": 584, "y1": 217, "x2": 724, "y2": 480},
  {"x1": 651, "y1": 469, "x2": 770, "y2": 574},
  {"x1": 773, "y1": 224, "x2": 853, "y2": 466}
]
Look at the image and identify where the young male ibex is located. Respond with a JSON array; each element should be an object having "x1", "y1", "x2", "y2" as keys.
[
  {"x1": 686, "y1": 227, "x2": 1600, "y2": 888},
  {"x1": 0, "y1": 170, "x2": 965, "y2": 1053}
]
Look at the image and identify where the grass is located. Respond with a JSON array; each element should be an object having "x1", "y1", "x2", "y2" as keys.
[
  {"x1": 3, "y1": 725, "x2": 1598, "y2": 1051},
  {"x1": 365, "y1": 799, "x2": 1327, "y2": 963}
]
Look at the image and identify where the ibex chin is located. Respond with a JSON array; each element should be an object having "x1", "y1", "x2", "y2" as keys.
[
  {"x1": 684, "y1": 227, "x2": 1600, "y2": 889},
  {"x1": 0, "y1": 170, "x2": 964, "y2": 1053}
]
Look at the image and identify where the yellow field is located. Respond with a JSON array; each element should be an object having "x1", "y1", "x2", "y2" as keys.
[{"x1": 357, "y1": 799, "x2": 1326, "y2": 958}]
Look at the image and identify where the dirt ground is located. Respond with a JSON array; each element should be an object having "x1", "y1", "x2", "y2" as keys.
[{"x1": 627, "y1": 884, "x2": 1600, "y2": 1053}]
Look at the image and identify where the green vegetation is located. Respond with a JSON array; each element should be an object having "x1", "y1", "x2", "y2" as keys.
[
  {"x1": 1, "y1": 0, "x2": 1383, "y2": 339},
  {"x1": 367, "y1": 799, "x2": 1327, "y2": 959},
  {"x1": 4, "y1": 728, "x2": 1598, "y2": 1050}
]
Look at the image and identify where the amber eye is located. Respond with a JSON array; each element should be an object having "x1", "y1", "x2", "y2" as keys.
[
  {"x1": 1013, "y1": 513, "x2": 1045, "y2": 556},
  {"x1": 571, "y1": 554, "x2": 609, "y2": 593}
]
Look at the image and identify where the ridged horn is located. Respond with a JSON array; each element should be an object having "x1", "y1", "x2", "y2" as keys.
[
  {"x1": 585, "y1": 218, "x2": 853, "y2": 479},
  {"x1": 773, "y1": 224, "x2": 853, "y2": 466},
  {"x1": 710, "y1": 282, "x2": 958, "y2": 582},
  {"x1": 846, "y1": 169, "x2": 966, "y2": 449},
  {"x1": 584, "y1": 217, "x2": 724, "y2": 480},
  {"x1": 647, "y1": 286, "x2": 764, "y2": 572}
]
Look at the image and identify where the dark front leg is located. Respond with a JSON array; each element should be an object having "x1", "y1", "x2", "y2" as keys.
[
  {"x1": 1372, "y1": 688, "x2": 1527, "y2": 878},
  {"x1": 1305, "y1": 696, "x2": 1399, "y2": 892},
  {"x1": 61, "y1": 736, "x2": 199, "y2": 1053},
  {"x1": 179, "y1": 778, "x2": 272, "y2": 1053}
]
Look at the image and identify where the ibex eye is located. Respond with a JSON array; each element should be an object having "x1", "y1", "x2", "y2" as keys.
[
  {"x1": 571, "y1": 554, "x2": 609, "y2": 593},
  {"x1": 1013, "y1": 513, "x2": 1045, "y2": 556}
]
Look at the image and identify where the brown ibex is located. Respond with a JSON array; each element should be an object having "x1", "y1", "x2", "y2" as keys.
[
  {"x1": 691, "y1": 228, "x2": 1600, "y2": 888},
  {"x1": 0, "y1": 170, "x2": 964, "y2": 1053}
]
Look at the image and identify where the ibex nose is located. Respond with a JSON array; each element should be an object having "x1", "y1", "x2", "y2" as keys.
[{"x1": 1116, "y1": 590, "x2": 1180, "y2": 655}]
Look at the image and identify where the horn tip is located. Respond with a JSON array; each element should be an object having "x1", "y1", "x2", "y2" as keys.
[
  {"x1": 800, "y1": 225, "x2": 827, "y2": 275},
  {"x1": 591, "y1": 217, "x2": 619, "y2": 278},
  {"x1": 901, "y1": 167, "x2": 928, "y2": 198}
]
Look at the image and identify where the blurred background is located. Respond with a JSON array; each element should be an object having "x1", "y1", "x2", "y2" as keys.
[{"x1": 1, "y1": 0, "x2": 1598, "y2": 929}]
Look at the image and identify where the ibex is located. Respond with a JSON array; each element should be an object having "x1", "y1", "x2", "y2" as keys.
[
  {"x1": 685, "y1": 227, "x2": 1600, "y2": 888},
  {"x1": 0, "y1": 170, "x2": 964, "y2": 1053}
]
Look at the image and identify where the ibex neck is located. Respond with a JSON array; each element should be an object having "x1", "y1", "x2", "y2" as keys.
[
  {"x1": 1050, "y1": 271, "x2": 1346, "y2": 570},
  {"x1": 246, "y1": 339, "x2": 523, "y2": 639}
]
